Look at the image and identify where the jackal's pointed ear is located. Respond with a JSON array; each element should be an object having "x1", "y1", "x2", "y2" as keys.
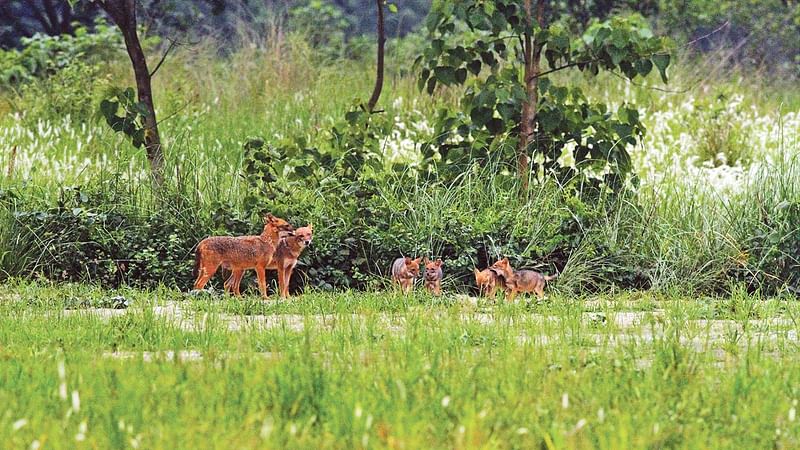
[
  {"x1": 423, "y1": 257, "x2": 429, "y2": 265},
  {"x1": 413, "y1": 257, "x2": 422, "y2": 264},
  {"x1": 435, "y1": 258, "x2": 443, "y2": 266},
  {"x1": 307, "y1": 223, "x2": 313, "y2": 231},
  {"x1": 263, "y1": 213, "x2": 275, "y2": 224},
  {"x1": 474, "y1": 268, "x2": 480, "y2": 276}
]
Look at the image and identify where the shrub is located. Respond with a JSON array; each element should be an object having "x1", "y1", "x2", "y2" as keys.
[{"x1": 0, "y1": 21, "x2": 122, "y2": 85}]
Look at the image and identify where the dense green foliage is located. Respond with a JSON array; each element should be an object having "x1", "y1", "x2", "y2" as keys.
[
  {"x1": 418, "y1": 3, "x2": 671, "y2": 186},
  {"x1": 0, "y1": 3, "x2": 798, "y2": 296},
  {"x1": 0, "y1": 20, "x2": 120, "y2": 84}
]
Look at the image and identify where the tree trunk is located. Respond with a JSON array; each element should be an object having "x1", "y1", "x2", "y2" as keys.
[
  {"x1": 518, "y1": 0, "x2": 545, "y2": 190},
  {"x1": 100, "y1": 0, "x2": 164, "y2": 185},
  {"x1": 366, "y1": 0, "x2": 386, "y2": 113}
]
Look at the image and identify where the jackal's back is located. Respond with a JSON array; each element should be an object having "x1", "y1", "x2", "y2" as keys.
[{"x1": 197, "y1": 235, "x2": 274, "y2": 269}]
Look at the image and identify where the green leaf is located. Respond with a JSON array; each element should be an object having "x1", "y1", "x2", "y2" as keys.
[
  {"x1": 470, "y1": 107, "x2": 493, "y2": 127},
  {"x1": 132, "y1": 129, "x2": 145, "y2": 148},
  {"x1": 613, "y1": 148, "x2": 632, "y2": 175},
  {"x1": 426, "y1": 11, "x2": 442, "y2": 32},
  {"x1": 426, "y1": 77, "x2": 437, "y2": 95},
  {"x1": 612, "y1": 123, "x2": 634, "y2": 139},
  {"x1": 474, "y1": 89, "x2": 496, "y2": 108},
  {"x1": 122, "y1": 87, "x2": 136, "y2": 104},
  {"x1": 293, "y1": 164, "x2": 313, "y2": 178},
  {"x1": 387, "y1": 3, "x2": 398, "y2": 13},
  {"x1": 480, "y1": 51, "x2": 495, "y2": 67},
  {"x1": 496, "y1": 102, "x2": 517, "y2": 122},
  {"x1": 431, "y1": 39, "x2": 444, "y2": 56},
  {"x1": 99, "y1": 99, "x2": 118, "y2": 120},
  {"x1": 108, "y1": 116, "x2": 125, "y2": 132},
  {"x1": 611, "y1": 30, "x2": 627, "y2": 49},
  {"x1": 652, "y1": 54, "x2": 670, "y2": 83},
  {"x1": 539, "y1": 77, "x2": 551, "y2": 94},
  {"x1": 619, "y1": 60, "x2": 637, "y2": 79},
  {"x1": 618, "y1": 107, "x2": 640, "y2": 125},
  {"x1": 418, "y1": 68, "x2": 430, "y2": 91},
  {"x1": 345, "y1": 110, "x2": 363, "y2": 125},
  {"x1": 538, "y1": 108, "x2": 563, "y2": 133},
  {"x1": 455, "y1": 67, "x2": 467, "y2": 84},
  {"x1": 486, "y1": 117, "x2": 504, "y2": 134},
  {"x1": 607, "y1": 45, "x2": 625, "y2": 66},
  {"x1": 634, "y1": 58, "x2": 653, "y2": 77},
  {"x1": 467, "y1": 59, "x2": 482, "y2": 75},
  {"x1": 434, "y1": 66, "x2": 457, "y2": 85}
]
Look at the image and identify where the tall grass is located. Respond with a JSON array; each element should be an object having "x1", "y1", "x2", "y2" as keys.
[{"x1": 0, "y1": 283, "x2": 798, "y2": 448}]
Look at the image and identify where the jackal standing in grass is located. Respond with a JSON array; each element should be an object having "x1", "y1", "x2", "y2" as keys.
[
  {"x1": 193, "y1": 214, "x2": 294, "y2": 298},
  {"x1": 224, "y1": 224, "x2": 313, "y2": 298}
]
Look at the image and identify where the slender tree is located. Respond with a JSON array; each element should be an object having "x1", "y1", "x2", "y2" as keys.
[
  {"x1": 517, "y1": 0, "x2": 545, "y2": 188},
  {"x1": 366, "y1": 0, "x2": 386, "y2": 113},
  {"x1": 67, "y1": 0, "x2": 164, "y2": 183},
  {"x1": 95, "y1": 0, "x2": 163, "y2": 184}
]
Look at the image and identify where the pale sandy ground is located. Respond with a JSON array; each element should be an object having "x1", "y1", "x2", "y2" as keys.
[{"x1": 55, "y1": 296, "x2": 799, "y2": 366}]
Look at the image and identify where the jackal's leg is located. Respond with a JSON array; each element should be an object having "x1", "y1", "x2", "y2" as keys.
[
  {"x1": 223, "y1": 271, "x2": 235, "y2": 293},
  {"x1": 232, "y1": 270, "x2": 244, "y2": 296},
  {"x1": 278, "y1": 266, "x2": 288, "y2": 298},
  {"x1": 534, "y1": 284, "x2": 545, "y2": 299},
  {"x1": 281, "y1": 265, "x2": 297, "y2": 297},
  {"x1": 505, "y1": 289, "x2": 517, "y2": 302},
  {"x1": 225, "y1": 270, "x2": 244, "y2": 296},
  {"x1": 194, "y1": 260, "x2": 221, "y2": 291},
  {"x1": 256, "y1": 266, "x2": 268, "y2": 299}
]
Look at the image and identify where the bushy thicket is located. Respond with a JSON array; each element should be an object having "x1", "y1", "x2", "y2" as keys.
[{"x1": 0, "y1": 168, "x2": 652, "y2": 295}]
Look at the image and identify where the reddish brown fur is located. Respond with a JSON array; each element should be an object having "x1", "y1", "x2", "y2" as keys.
[
  {"x1": 474, "y1": 268, "x2": 504, "y2": 298},
  {"x1": 489, "y1": 257, "x2": 556, "y2": 301},
  {"x1": 423, "y1": 258, "x2": 443, "y2": 295},
  {"x1": 192, "y1": 214, "x2": 294, "y2": 299},
  {"x1": 391, "y1": 256, "x2": 421, "y2": 293},
  {"x1": 225, "y1": 224, "x2": 313, "y2": 298}
]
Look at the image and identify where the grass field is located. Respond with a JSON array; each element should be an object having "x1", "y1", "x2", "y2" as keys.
[{"x1": 1, "y1": 281, "x2": 798, "y2": 449}]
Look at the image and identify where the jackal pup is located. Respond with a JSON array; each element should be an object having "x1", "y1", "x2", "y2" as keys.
[
  {"x1": 391, "y1": 256, "x2": 421, "y2": 293},
  {"x1": 225, "y1": 224, "x2": 313, "y2": 298},
  {"x1": 423, "y1": 258, "x2": 443, "y2": 295},
  {"x1": 489, "y1": 257, "x2": 557, "y2": 301},
  {"x1": 474, "y1": 267, "x2": 503, "y2": 298},
  {"x1": 193, "y1": 214, "x2": 294, "y2": 298}
]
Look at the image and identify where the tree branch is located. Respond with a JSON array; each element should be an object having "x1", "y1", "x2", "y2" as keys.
[
  {"x1": 41, "y1": 0, "x2": 63, "y2": 34},
  {"x1": 28, "y1": 1, "x2": 56, "y2": 35},
  {"x1": 149, "y1": 37, "x2": 178, "y2": 77},
  {"x1": 683, "y1": 20, "x2": 730, "y2": 48},
  {"x1": 366, "y1": 0, "x2": 385, "y2": 113}
]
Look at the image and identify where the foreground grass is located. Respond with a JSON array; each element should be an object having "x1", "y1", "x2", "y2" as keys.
[{"x1": 0, "y1": 281, "x2": 799, "y2": 449}]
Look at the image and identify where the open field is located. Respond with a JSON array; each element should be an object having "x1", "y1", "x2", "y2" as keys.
[
  {"x1": 1, "y1": 281, "x2": 799, "y2": 449},
  {"x1": 1, "y1": 5, "x2": 799, "y2": 449}
]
